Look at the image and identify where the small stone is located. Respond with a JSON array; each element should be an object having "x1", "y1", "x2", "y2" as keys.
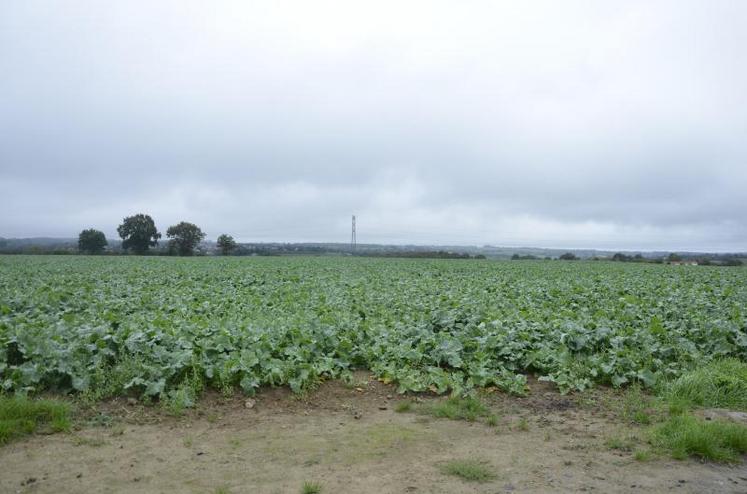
[
  {"x1": 76, "y1": 473, "x2": 83, "y2": 479},
  {"x1": 244, "y1": 398, "x2": 256, "y2": 409},
  {"x1": 353, "y1": 411, "x2": 362, "y2": 419},
  {"x1": 379, "y1": 405, "x2": 388, "y2": 410},
  {"x1": 126, "y1": 397, "x2": 137, "y2": 406}
]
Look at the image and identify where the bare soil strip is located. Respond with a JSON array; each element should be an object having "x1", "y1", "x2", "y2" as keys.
[{"x1": 3, "y1": 377, "x2": 746, "y2": 493}]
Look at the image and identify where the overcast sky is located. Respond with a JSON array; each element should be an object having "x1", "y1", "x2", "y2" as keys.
[{"x1": 1, "y1": 1, "x2": 745, "y2": 251}]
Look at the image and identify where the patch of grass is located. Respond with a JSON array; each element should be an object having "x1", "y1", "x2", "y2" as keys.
[
  {"x1": 664, "y1": 359, "x2": 747, "y2": 411},
  {"x1": 651, "y1": 414, "x2": 747, "y2": 463},
  {"x1": 398, "y1": 396, "x2": 498, "y2": 425},
  {"x1": 486, "y1": 414, "x2": 499, "y2": 427},
  {"x1": 301, "y1": 480, "x2": 322, "y2": 494},
  {"x1": 72, "y1": 434, "x2": 107, "y2": 447},
  {"x1": 425, "y1": 396, "x2": 490, "y2": 422},
  {"x1": 633, "y1": 449, "x2": 653, "y2": 461},
  {"x1": 516, "y1": 417, "x2": 529, "y2": 431},
  {"x1": 214, "y1": 486, "x2": 230, "y2": 494},
  {"x1": 438, "y1": 459, "x2": 496, "y2": 482},
  {"x1": 605, "y1": 436, "x2": 634, "y2": 451},
  {"x1": 0, "y1": 395, "x2": 71, "y2": 445},
  {"x1": 621, "y1": 384, "x2": 654, "y2": 425},
  {"x1": 183, "y1": 435, "x2": 193, "y2": 447},
  {"x1": 666, "y1": 397, "x2": 689, "y2": 416}
]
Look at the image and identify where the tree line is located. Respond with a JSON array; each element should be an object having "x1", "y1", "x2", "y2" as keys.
[{"x1": 78, "y1": 214, "x2": 237, "y2": 256}]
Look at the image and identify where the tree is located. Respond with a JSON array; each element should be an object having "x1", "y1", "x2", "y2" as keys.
[
  {"x1": 217, "y1": 234, "x2": 237, "y2": 256},
  {"x1": 166, "y1": 221, "x2": 205, "y2": 256},
  {"x1": 117, "y1": 214, "x2": 161, "y2": 254},
  {"x1": 78, "y1": 229, "x2": 107, "y2": 254},
  {"x1": 559, "y1": 252, "x2": 578, "y2": 260}
]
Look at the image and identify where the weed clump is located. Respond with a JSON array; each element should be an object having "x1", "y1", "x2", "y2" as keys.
[
  {"x1": 605, "y1": 436, "x2": 634, "y2": 451},
  {"x1": 438, "y1": 459, "x2": 496, "y2": 482},
  {"x1": 486, "y1": 414, "x2": 499, "y2": 427},
  {"x1": 426, "y1": 396, "x2": 489, "y2": 422},
  {"x1": 301, "y1": 481, "x2": 322, "y2": 494},
  {"x1": 621, "y1": 384, "x2": 655, "y2": 424},
  {"x1": 633, "y1": 449, "x2": 653, "y2": 461}
]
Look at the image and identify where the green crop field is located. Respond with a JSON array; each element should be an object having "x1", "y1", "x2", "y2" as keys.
[{"x1": 1, "y1": 256, "x2": 745, "y2": 403}]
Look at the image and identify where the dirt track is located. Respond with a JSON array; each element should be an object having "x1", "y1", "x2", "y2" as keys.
[{"x1": 2, "y1": 376, "x2": 746, "y2": 493}]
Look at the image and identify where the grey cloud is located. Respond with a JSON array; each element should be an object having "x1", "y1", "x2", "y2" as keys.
[{"x1": 1, "y1": 1, "x2": 746, "y2": 251}]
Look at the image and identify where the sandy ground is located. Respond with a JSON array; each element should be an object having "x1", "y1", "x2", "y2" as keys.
[{"x1": 2, "y1": 377, "x2": 746, "y2": 494}]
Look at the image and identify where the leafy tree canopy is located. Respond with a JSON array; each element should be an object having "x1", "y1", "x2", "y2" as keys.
[
  {"x1": 117, "y1": 214, "x2": 161, "y2": 254},
  {"x1": 166, "y1": 221, "x2": 206, "y2": 256},
  {"x1": 217, "y1": 234, "x2": 237, "y2": 255},
  {"x1": 78, "y1": 229, "x2": 107, "y2": 254}
]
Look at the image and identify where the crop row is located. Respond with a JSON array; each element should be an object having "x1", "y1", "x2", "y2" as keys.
[{"x1": 1, "y1": 256, "x2": 745, "y2": 401}]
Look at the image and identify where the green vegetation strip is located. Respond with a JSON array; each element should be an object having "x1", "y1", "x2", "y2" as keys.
[{"x1": 1, "y1": 256, "x2": 746, "y2": 401}]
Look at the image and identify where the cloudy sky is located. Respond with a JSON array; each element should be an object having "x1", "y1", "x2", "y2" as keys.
[{"x1": 1, "y1": 1, "x2": 745, "y2": 251}]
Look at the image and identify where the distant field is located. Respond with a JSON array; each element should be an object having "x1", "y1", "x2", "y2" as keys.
[{"x1": 1, "y1": 255, "x2": 745, "y2": 400}]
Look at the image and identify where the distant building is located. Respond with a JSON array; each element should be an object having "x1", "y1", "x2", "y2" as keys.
[{"x1": 669, "y1": 260, "x2": 698, "y2": 266}]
